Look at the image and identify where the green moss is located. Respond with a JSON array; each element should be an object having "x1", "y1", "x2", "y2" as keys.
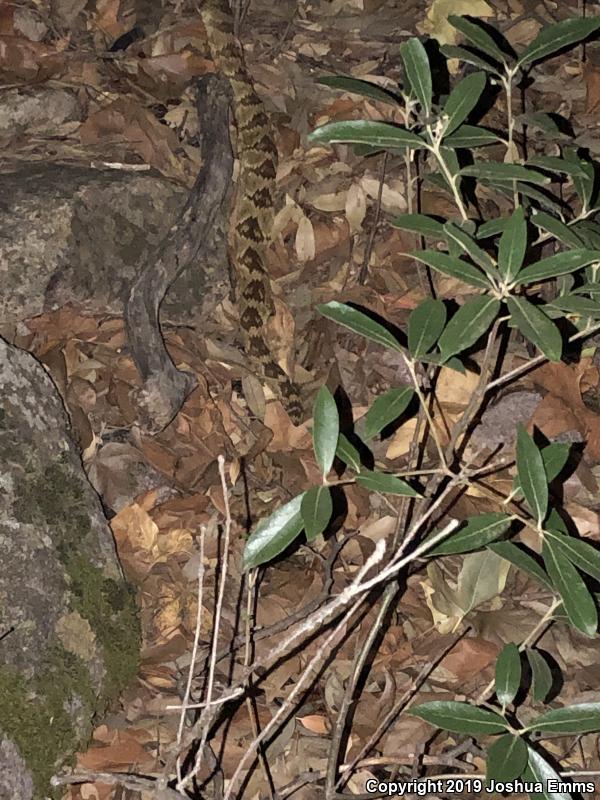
[
  {"x1": 9, "y1": 455, "x2": 141, "y2": 793},
  {"x1": 13, "y1": 457, "x2": 92, "y2": 551},
  {"x1": 0, "y1": 644, "x2": 95, "y2": 799},
  {"x1": 67, "y1": 552, "x2": 140, "y2": 699}
]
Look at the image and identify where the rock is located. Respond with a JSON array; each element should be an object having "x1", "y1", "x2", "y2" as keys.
[
  {"x1": 0, "y1": 337, "x2": 140, "y2": 799},
  {"x1": 0, "y1": 163, "x2": 229, "y2": 326}
]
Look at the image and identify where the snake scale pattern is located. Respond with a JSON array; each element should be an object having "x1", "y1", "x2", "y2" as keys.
[{"x1": 200, "y1": 0, "x2": 302, "y2": 423}]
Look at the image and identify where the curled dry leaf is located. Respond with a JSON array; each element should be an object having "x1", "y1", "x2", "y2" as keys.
[
  {"x1": 345, "y1": 182, "x2": 368, "y2": 232},
  {"x1": 295, "y1": 212, "x2": 316, "y2": 262}
]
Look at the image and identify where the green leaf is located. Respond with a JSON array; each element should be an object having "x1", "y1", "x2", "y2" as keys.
[
  {"x1": 525, "y1": 747, "x2": 574, "y2": 800},
  {"x1": 317, "y1": 75, "x2": 400, "y2": 105},
  {"x1": 409, "y1": 250, "x2": 491, "y2": 289},
  {"x1": 477, "y1": 217, "x2": 509, "y2": 239},
  {"x1": 574, "y1": 281, "x2": 600, "y2": 298},
  {"x1": 516, "y1": 425, "x2": 548, "y2": 526},
  {"x1": 513, "y1": 442, "x2": 569, "y2": 497},
  {"x1": 526, "y1": 648, "x2": 553, "y2": 703},
  {"x1": 363, "y1": 386, "x2": 414, "y2": 439},
  {"x1": 519, "y1": 111, "x2": 565, "y2": 136},
  {"x1": 565, "y1": 147, "x2": 596, "y2": 210},
  {"x1": 544, "y1": 529, "x2": 600, "y2": 583},
  {"x1": 531, "y1": 210, "x2": 584, "y2": 248},
  {"x1": 515, "y1": 249, "x2": 600, "y2": 284},
  {"x1": 443, "y1": 125, "x2": 500, "y2": 148},
  {"x1": 428, "y1": 513, "x2": 512, "y2": 556},
  {"x1": 542, "y1": 442, "x2": 570, "y2": 482},
  {"x1": 318, "y1": 301, "x2": 403, "y2": 351},
  {"x1": 243, "y1": 494, "x2": 305, "y2": 570},
  {"x1": 528, "y1": 703, "x2": 600, "y2": 735},
  {"x1": 399, "y1": 38, "x2": 432, "y2": 114},
  {"x1": 438, "y1": 296, "x2": 500, "y2": 360},
  {"x1": 508, "y1": 182, "x2": 566, "y2": 215},
  {"x1": 390, "y1": 213, "x2": 445, "y2": 238},
  {"x1": 410, "y1": 700, "x2": 508, "y2": 735},
  {"x1": 548, "y1": 294, "x2": 600, "y2": 318},
  {"x1": 528, "y1": 155, "x2": 590, "y2": 179},
  {"x1": 495, "y1": 643, "x2": 522, "y2": 707},
  {"x1": 498, "y1": 207, "x2": 527, "y2": 282},
  {"x1": 335, "y1": 433, "x2": 362, "y2": 472},
  {"x1": 356, "y1": 469, "x2": 420, "y2": 496},
  {"x1": 506, "y1": 296, "x2": 563, "y2": 362},
  {"x1": 448, "y1": 15, "x2": 513, "y2": 65},
  {"x1": 308, "y1": 120, "x2": 426, "y2": 150},
  {"x1": 543, "y1": 538, "x2": 598, "y2": 637},
  {"x1": 408, "y1": 298, "x2": 447, "y2": 358},
  {"x1": 517, "y1": 17, "x2": 600, "y2": 69},
  {"x1": 313, "y1": 386, "x2": 340, "y2": 478},
  {"x1": 442, "y1": 71, "x2": 486, "y2": 135},
  {"x1": 313, "y1": 386, "x2": 339, "y2": 478},
  {"x1": 488, "y1": 541, "x2": 552, "y2": 589},
  {"x1": 486, "y1": 734, "x2": 528, "y2": 783},
  {"x1": 460, "y1": 163, "x2": 549, "y2": 185},
  {"x1": 301, "y1": 486, "x2": 333, "y2": 541},
  {"x1": 443, "y1": 221, "x2": 496, "y2": 276},
  {"x1": 440, "y1": 44, "x2": 502, "y2": 74}
]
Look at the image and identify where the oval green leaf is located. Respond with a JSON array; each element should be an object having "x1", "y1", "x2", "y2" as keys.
[
  {"x1": 428, "y1": 513, "x2": 512, "y2": 556},
  {"x1": 531, "y1": 210, "x2": 584, "y2": 249},
  {"x1": 441, "y1": 44, "x2": 502, "y2": 75},
  {"x1": 498, "y1": 207, "x2": 527, "y2": 283},
  {"x1": 495, "y1": 643, "x2": 522, "y2": 707},
  {"x1": 548, "y1": 295, "x2": 600, "y2": 318},
  {"x1": 410, "y1": 700, "x2": 508, "y2": 735},
  {"x1": 525, "y1": 746, "x2": 573, "y2": 800},
  {"x1": 528, "y1": 703, "x2": 600, "y2": 735},
  {"x1": 443, "y1": 71, "x2": 486, "y2": 135},
  {"x1": 356, "y1": 469, "x2": 420, "y2": 496},
  {"x1": 460, "y1": 163, "x2": 549, "y2": 185},
  {"x1": 301, "y1": 486, "x2": 333, "y2": 541},
  {"x1": 486, "y1": 734, "x2": 528, "y2": 783},
  {"x1": 408, "y1": 298, "x2": 447, "y2": 358},
  {"x1": 318, "y1": 301, "x2": 403, "y2": 351},
  {"x1": 335, "y1": 432, "x2": 362, "y2": 472},
  {"x1": 515, "y1": 249, "x2": 600, "y2": 285},
  {"x1": 308, "y1": 120, "x2": 426, "y2": 150},
  {"x1": 517, "y1": 17, "x2": 600, "y2": 69},
  {"x1": 526, "y1": 648, "x2": 553, "y2": 704},
  {"x1": 409, "y1": 250, "x2": 491, "y2": 289},
  {"x1": 544, "y1": 529, "x2": 600, "y2": 583},
  {"x1": 506, "y1": 296, "x2": 563, "y2": 362},
  {"x1": 448, "y1": 15, "x2": 513, "y2": 65},
  {"x1": 391, "y1": 213, "x2": 445, "y2": 238},
  {"x1": 443, "y1": 221, "x2": 496, "y2": 276},
  {"x1": 488, "y1": 541, "x2": 552, "y2": 590},
  {"x1": 399, "y1": 38, "x2": 432, "y2": 114},
  {"x1": 438, "y1": 296, "x2": 500, "y2": 360},
  {"x1": 516, "y1": 425, "x2": 548, "y2": 527},
  {"x1": 317, "y1": 75, "x2": 400, "y2": 105},
  {"x1": 443, "y1": 124, "x2": 500, "y2": 149},
  {"x1": 542, "y1": 538, "x2": 598, "y2": 637},
  {"x1": 313, "y1": 386, "x2": 339, "y2": 478},
  {"x1": 363, "y1": 386, "x2": 414, "y2": 439},
  {"x1": 243, "y1": 493, "x2": 306, "y2": 570}
]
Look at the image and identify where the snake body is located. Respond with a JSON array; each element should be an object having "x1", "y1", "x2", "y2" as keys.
[{"x1": 200, "y1": 0, "x2": 302, "y2": 423}]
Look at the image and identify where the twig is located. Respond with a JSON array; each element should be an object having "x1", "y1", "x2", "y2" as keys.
[
  {"x1": 358, "y1": 151, "x2": 388, "y2": 285},
  {"x1": 175, "y1": 527, "x2": 206, "y2": 785},
  {"x1": 51, "y1": 770, "x2": 182, "y2": 799},
  {"x1": 176, "y1": 455, "x2": 233, "y2": 793},
  {"x1": 244, "y1": 569, "x2": 276, "y2": 799}
]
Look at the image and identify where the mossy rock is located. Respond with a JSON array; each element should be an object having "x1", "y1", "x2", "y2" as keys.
[{"x1": 0, "y1": 339, "x2": 140, "y2": 799}]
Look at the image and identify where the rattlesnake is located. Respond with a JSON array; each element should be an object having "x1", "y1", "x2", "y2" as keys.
[{"x1": 200, "y1": 0, "x2": 302, "y2": 423}]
